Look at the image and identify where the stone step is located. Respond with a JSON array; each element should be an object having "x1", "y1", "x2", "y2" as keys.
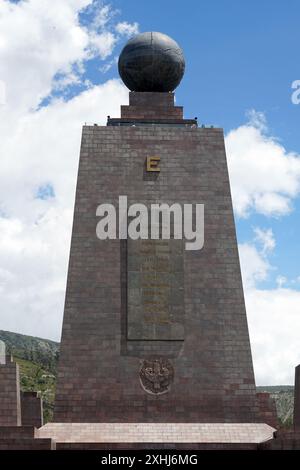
[
  {"x1": 0, "y1": 425, "x2": 35, "y2": 438},
  {"x1": 0, "y1": 437, "x2": 55, "y2": 450},
  {"x1": 259, "y1": 431, "x2": 300, "y2": 450},
  {"x1": 56, "y1": 441, "x2": 259, "y2": 450}
]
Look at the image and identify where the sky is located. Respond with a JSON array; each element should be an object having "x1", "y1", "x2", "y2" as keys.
[{"x1": 0, "y1": 0, "x2": 300, "y2": 385}]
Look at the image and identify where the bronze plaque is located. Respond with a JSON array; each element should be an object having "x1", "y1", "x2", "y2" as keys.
[{"x1": 127, "y1": 239, "x2": 184, "y2": 340}]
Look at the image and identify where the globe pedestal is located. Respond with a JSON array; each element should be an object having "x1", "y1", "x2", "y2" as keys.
[{"x1": 108, "y1": 91, "x2": 195, "y2": 125}]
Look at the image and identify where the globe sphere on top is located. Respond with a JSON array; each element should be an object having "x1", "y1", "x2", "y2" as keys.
[{"x1": 118, "y1": 31, "x2": 185, "y2": 92}]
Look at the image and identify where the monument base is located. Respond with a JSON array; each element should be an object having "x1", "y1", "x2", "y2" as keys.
[
  {"x1": 0, "y1": 426, "x2": 54, "y2": 450},
  {"x1": 35, "y1": 422, "x2": 275, "y2": 450}
]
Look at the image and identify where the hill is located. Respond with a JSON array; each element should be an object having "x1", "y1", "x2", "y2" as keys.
[
  {"x1": 0, "y1": 330, "x2": 59, "y2": 422},
  {"x1": 257, "y1": 385, "x2": 294, "y2": 428},
  {"x1": 0, "y1": 330, "x2": 59, "y2": 373}
]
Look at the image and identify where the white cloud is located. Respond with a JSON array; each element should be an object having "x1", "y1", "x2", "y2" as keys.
[
  {"x1": 238, "y1": 229, "x2": 300, "y2": 384},
  {"x1": 90, "y1": 4, "x2": 114, "y2": 29},
  {"x1": 246, "y1": 109, "x2": 267, "y2": 131},
  {"x1": 88, "y1": 31, "x2": 117, "y2": 59},
  {"x1": 115, "y1": 21, "x2": 139, "y2": 37},
  {"x1": 0, "y1": 0, "x2": 132, "y2": 340},
  {"x1": 239, "y1": 226, "x2": 275, "y2": 290},
  {"x1": 254, "y1": 227, "x2": 276, "y2": 254},
  {"x1": 229, "y1": 111, "x2": 300, "y2": 383},
  {"x1": 0, "y1": 210, "x2": 71, "y2": 340},
  {"x1": 246, "y1": 287, "x2": 300, "y2": 385},
  {"x1": 0, "y1": 0, "x2": 90, "y2": 113},
  {"x1": 0, "y1": 79, "x2": 128, "y2": 340},
  {"x1": 0, "y1": 79, "x2": 128, "y2": 220},
  {"x1": 99, "y1": 56, "x2": 117, "y2": 73},
  {"x1": 0, "y1": 0, "x2": 138, "y2": 114},
  {"x1": 239, "y1": 242, "x2": 271, "y2": 289},
  {"x1": 276, "y1": 275, "x2": 287, "y2": 288},
  {"x1": 225, "y1": 110, "x2": 300, "y2": 217}
]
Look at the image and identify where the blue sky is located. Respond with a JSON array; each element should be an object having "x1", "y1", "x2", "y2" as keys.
[
  {"x1": 72, "y1": 0, "x2": 300, "y2": 290},
  {"x1": 111, "y1": 0, "x2": 300, "y2": 292},
  {"x1": 0, "y1": 0, "x2": 300, "y2": 384},
  {"x1": 80, "y1": 0, "x2": 300, "y2": 140}
]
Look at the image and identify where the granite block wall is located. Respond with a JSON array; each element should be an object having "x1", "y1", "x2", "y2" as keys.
[
  {"x1": 0, "y1": 358, "x2": 21, "y2": 426},
  {"x1": 21, "y1": 391, "x2": 43, "y2": 428},
  {"x1": 54, "y1": 92, "x2": 257, "y2": 423}
]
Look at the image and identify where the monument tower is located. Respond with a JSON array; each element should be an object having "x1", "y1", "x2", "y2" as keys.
[{"x1": 54, "y1": 32, "x2": 258, "y2": 423}]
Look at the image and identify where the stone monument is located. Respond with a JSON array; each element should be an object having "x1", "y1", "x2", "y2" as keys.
[{"x1": 53, "y1": 31, "x2": 260, "y2": 425}]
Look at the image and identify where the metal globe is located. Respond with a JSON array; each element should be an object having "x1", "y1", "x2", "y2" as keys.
[{"x1": 118, "y1": 31, "x2": 185, "y2": 92}]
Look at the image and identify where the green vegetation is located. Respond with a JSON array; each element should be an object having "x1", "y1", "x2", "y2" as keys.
[
  {"x1": 0, "y1": 330, "x2": 59, "y2": 423},
  {"x1": 0, "y1": 330, "x2": 59, "y2": 374},
  {"x1": 257, "y1": 386, "x2": 294, "y2": 428},
  {"x1": 16, "y1": 357, "x2": 56, "y2": 423}
]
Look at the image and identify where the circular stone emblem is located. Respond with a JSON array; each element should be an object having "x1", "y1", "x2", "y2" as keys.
[{"x1": 140, "y1": 358, "x2": 174, "y2": 395}]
